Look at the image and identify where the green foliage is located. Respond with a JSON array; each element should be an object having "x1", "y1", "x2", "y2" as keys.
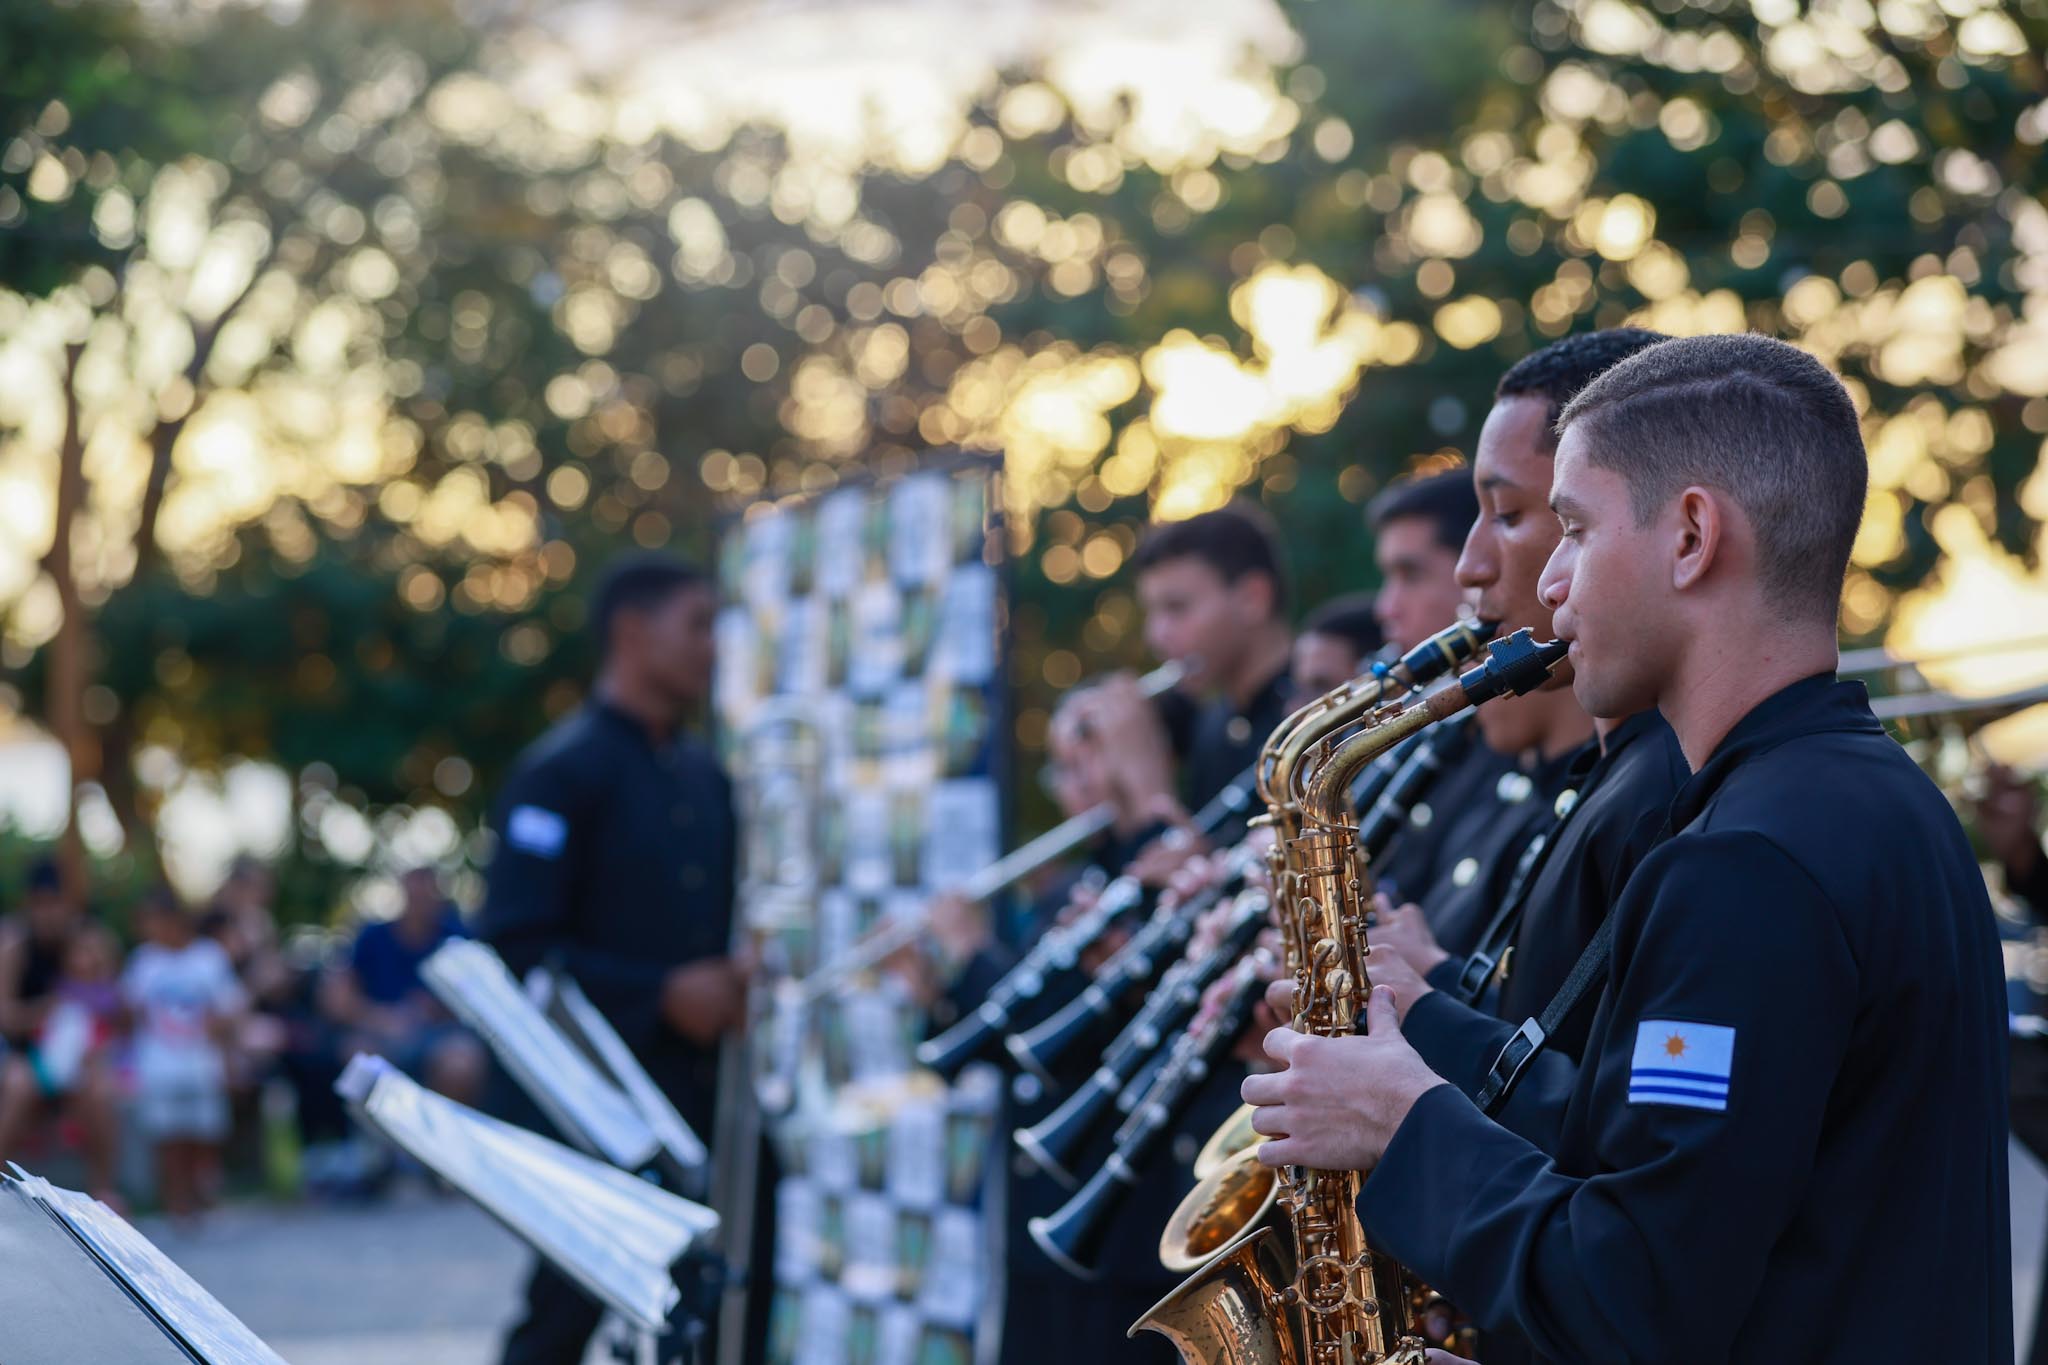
[{"x1": 8, "y1": 0, "x2": 2048, "y2": 882}]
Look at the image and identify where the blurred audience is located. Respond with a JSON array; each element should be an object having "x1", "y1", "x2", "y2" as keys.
[
  {"x1": 320, "y1": 867, "x2": 484, "y2": 1105},
  {"x1": 124, "y1": 886, "x2": 247, "y2": 1222},
  {"x1": 0, "y1": 859, "x2": 122, "y2": 1203}
]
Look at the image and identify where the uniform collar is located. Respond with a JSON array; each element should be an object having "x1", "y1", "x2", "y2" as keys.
[
  {"x1": 1662, "y1": 672, "x2": 1878, "y2": 833},
  {"x1": 1237, "y1": 664, "x2": 1293, "y2": 726},
  {"x1": 592, "y1": 699, "x2": 680, "y2": 754},
  {"x1": 1206, "y1": 663, "x2": 1292, "y2": 742},
  {"x1": 1598, "y1": 707, "x2": 1664, "y2": 761}
]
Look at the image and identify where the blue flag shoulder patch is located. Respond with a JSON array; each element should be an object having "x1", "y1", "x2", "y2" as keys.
[
  {"x1": 1629, "y1": 1019, "x2": 1734, "y2": 1112},
  {"x1": 507, "y1": 804, "x2": 569, "y2": 859}
]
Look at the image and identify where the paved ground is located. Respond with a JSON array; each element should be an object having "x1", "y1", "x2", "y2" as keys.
[
  {"x1": 129, "y1": 1146, "x2": 2048, "y2": 1362},
  {"x1": 138, "y1": 1188, "x2": 532, "y2": 1365}
]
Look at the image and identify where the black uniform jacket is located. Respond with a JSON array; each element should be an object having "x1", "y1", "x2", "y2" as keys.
[
  {"x1": 1358, "y1": 675, "x2": 2013, "y2": 1364},
  {"x1": 1368, "y1": 726, "x2": 1511, "y2": 910},
  {"x1": 1180, "y1": 665, "x2": 1292, "y2": 820},
  {"x1": 479, "y1": 701, "x2": 737, "y2": 1133},
  {"x1": 1408, "y1": 743, "x2": 1576, "y2": 960},
  {"x1": 1420, "y1": 708, "x2": 1688, "y2": 1063}
]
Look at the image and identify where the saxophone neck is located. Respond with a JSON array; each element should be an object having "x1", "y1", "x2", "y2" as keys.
[{"x1": 1301, "y1": 628, "x2": 1570, "y2": 824}]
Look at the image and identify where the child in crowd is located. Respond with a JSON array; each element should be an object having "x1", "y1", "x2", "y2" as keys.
[
  {"x1": 124, "y1": 888, "x2": 246, "y2": 1222},
  {"x1": 34, "y1": 925, "x2": 123, "y2": 1095}
]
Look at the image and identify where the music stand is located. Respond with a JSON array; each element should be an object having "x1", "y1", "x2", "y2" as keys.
[
  {"x1": 0, "y1": 1166, "x2": 288, "y2": 1365},
  {"x1": 420, "y1": 939, "x2": 662, "y2": 1171},
  {"x1": 339, "y1": 1056, "x2": 718, "y2": 1365},
  {"x1": 536, "y1": 967, "x2": 711, "y2": 1196}
]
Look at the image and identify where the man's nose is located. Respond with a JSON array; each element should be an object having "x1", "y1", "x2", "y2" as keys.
[{"x1": 1456, "y1": 535, "x2": 1493, "y2": 590}]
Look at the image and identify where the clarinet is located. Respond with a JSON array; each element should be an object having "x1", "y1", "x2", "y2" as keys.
[
  {"x1": 1012, "y1": 886, "x2": 1270, "y2": 1187},
  {"x1": 1024, "y1": 950, "x2": 1271, "y2": 1280},
  {"x1": 914, "y1": 763, "x2": 1258, "y2": 1076},
  {"x1": 1003, "y1": 839, "x2": 1266, "y2": 1087}
]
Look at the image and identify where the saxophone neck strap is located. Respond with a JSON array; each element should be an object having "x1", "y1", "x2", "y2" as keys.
[{"x1": 1474, "y1": 903, "x2": 1616, "y2": 1116}]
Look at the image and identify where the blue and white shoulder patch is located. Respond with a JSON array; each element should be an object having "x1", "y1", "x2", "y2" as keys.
[
  {"x1": 1629, "y1": 1019, "x2": 1734, "y2": 1112},
  {"x1": 506, "y1": 804, "x2": 569, "y2": 859}
]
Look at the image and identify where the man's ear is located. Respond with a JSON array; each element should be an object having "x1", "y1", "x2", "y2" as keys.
[
  {"x1": 1671, "y1": 486, "x2": 1723, "y2": 593},
  {"x1": 1235, "y1": 570, "x2": 1278, "y2": 624},
  {"x1": 608, "y1": 606, "x2": 644, "y2": 663}
]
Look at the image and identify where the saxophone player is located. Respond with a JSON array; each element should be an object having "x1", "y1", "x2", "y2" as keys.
[
  {"x1": 1243, "y1": 334, "x2": 2011, "y2": 1362},
  {"x1": 1376, "y1": 330, "x2": 1690, "y2": 1071}
]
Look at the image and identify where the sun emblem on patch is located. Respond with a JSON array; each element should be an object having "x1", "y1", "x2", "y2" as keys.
[{"x1": 1664, "y1": 1032, "x2": 1687, "y2": 1059}]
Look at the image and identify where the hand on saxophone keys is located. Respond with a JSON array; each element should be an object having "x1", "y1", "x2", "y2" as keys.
[
  {"x1": 1258, "y1": 939, "x2": 1436, "y2": 1030},
  {"x1": 1239, "y1": 984, "x2": 1450, "y2": 1172},
  {"x1": 1369, "y1": 893, "x2": 1452, "y2": 980}
]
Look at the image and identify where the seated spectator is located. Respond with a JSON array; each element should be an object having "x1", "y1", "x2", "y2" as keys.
[
  {"x1": 202, "y1": 854, "x2": 296, "y2": 1084},
  {"x1": 34, "y1": 924, "x2": 124, "y2": 1097},
  {"x1": 320, "y1": 867, "x2": 484, "y2": 1105},
  {"x1": 0, "y1": 859, "x2": 121, "y2": 1203},
  {"x1": 125, "y1": 886, "x2": 246, "y2": 1222}
]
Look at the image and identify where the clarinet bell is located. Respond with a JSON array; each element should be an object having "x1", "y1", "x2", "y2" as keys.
[
  {"x1": 1013, "y1": 1069, "x2": 1121, "y2": 1190},
  {"x1": 1027, "y1": 1149, "x2": 1139, "y2": 1281}
]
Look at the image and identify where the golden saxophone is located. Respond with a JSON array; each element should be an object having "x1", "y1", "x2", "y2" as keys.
[{"x1": 1132, "y1": 629, "x2": 1568, "y2": 1365}]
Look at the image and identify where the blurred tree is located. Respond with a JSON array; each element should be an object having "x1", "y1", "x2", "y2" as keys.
[{"x1": 8, "y1": 0, "x2": 2048, "y2": 896}]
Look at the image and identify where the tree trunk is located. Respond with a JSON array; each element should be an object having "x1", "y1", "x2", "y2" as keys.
[{"x1": 43, "y1": 340, "x2": 93, "y2": 903}]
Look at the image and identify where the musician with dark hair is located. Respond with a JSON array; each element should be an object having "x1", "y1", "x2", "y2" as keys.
[
  {"x1": 1366, "y1": 467, "x2": 1478, "y2": 657},
  {"x1": 1292, "y1": 593, "x2": 1385, "y2": 698},
  {"x1": 1125, "y1": 500, "x2": 1297, "y2": 815},
  {"x1": 1244, "y1": 334, "x2": 2011, "y2": 1363},
  {"x1": 479, "y1": 551, "x2": 747, "y2": 1365},
  {"x1": 1374, "y1": 329, "x2": 1688, "y2": 1071},
  {"x1": 1349, "y1": 468, "x2": 1505, "y2": 908}
]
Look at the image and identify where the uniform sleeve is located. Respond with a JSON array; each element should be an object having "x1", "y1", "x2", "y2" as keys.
[
  {"x1": 1399, "y1": 987, "x2": 1579, "y2": 1153},
  {"x1": 1357, "y1": 832, "x2": 1858, "y2": 1364},
  {"x1": 478, "y1": 754, "x2": 670, "y2": 1029}
]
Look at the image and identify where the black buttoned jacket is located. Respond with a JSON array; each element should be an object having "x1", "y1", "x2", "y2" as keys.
[
  {"x1": 479, "y1": 701, "x2": 737, "y2": 1133},
  {"x1": 1360, "y1": 677, "x2": 2012, "y2": 1364}
]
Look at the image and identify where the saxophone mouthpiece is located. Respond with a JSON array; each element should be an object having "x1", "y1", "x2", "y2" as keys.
[
  {"x1": 1458, "y1": 630, "x2": 1571, "y2": 706},
  {"x1": 1395, "y1": 617, "x2": 1499, "y2": 686}
]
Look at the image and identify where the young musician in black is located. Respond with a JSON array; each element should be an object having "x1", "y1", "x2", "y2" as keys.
[
  {"x1": 478, "y1": 555, "x2": 746, "y2": 1365},
  {"x1": 1125, "y1": 501, "x2": 1297, "y2": 815},
  {"x1": 1244, "y1": 334, "x2": 2011, "y2": 1363},
  {"x1": 1376, "y1": 330, "x2": 1689, "y2": 1075},
  {"x1": 1364, "y1": 452, "x2": 1593, "y2": 964},
  {"x1": 1291, "y1": 593, "x2": 1384, "y2": 698}
]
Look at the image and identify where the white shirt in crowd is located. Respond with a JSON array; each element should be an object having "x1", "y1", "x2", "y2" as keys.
[{"x1": 122, "y1": 937, "x2": 246, "y2": 1087}]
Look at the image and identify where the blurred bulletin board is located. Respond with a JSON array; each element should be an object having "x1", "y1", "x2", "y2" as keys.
[{"x1": 713, "y1": 455, "x2": 1008, "y2": 1365}]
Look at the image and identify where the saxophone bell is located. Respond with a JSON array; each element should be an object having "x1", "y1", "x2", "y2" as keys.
[
  {"x1": 1158, "y1": 1146, "x2": 1278, "y2": 1273},
  {"x1": 1128, "y1": 1227, "x2": 1303, "y2": 1363}
]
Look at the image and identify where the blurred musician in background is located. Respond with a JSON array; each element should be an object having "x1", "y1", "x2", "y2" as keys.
[
  {"x1": 1367, "y1": 467, "x2": 1477, "y2": 658},
  {"x1": 1291, "y1": 593, "x2": 1385, "y2": 699},
  {"x1": 478, "y1": 554, "x2": 747, "y2": 1365},
  {"x1": 1358, "y1": 470, "x2": 1503, "y2": 906},
  {"x1": 1072, "y1": 502, "x2": 1298, "y2": 888},
  {"x1": 895, "y1": 683, "x2": 1174, "y2": 1029},
  {"x1": 1130, "y1": 501, "x2": 1296, "y2": 816},
  {"x1": 891, "y1": 669, "x2": 1220, "y2": 1364}
]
